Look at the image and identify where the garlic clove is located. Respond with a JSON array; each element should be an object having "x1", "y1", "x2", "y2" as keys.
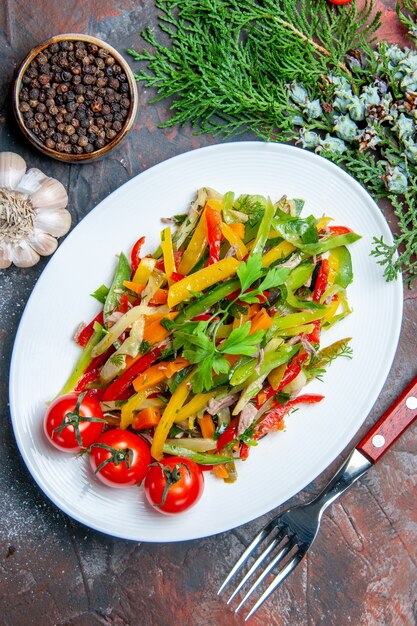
[
  {"x1": 9, "y1": 240, "x2": 40, "y2": 268},
  {"x1": 30, "y1": 177, "x2": 68, "y2": 211},
  {"x1": 34, "y1": 207, "x2": 71, "y2": 237},
  {"x1": 28, "y1": 229, "x2": 58, "y2": 256},
  {"x1": 0, "y1": 243, "x2": 13, "y2": 269},
  {"x1": 0, "y1": 152, "x2": 27, "y2": 190},
  {"x1": 15, "y1": 168, "x2": 48, "y2": 196}
]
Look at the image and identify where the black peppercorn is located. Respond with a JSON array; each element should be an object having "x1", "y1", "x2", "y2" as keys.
[
  {"x1": 39, "y1": 74, "x2": 51, "y2": 85},
  {"x1": 83, "y1": 74, "x2": 95, "y2": 86},
  {"x1": 19, "y1": 38, "x2": 132, "y2": 156}
]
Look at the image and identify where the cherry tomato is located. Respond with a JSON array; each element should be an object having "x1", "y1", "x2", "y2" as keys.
[
  {"x1": 327, "y1": 0, "x2": 352, "y2": 4},
  {"x1": 90, "y1": 429, "x2": 151, "y2": 488},
  {"x1": 144, "y1": 457, "x2": 204, "y2": 515},
  {"x1": 44, "y1": 392, "x2": 105, "y2": 452}
]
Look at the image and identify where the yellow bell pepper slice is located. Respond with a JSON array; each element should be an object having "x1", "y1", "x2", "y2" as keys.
[
  {"x1": 206, "y1": 197, "x2": 222, "y2": 211},
  {"x1": 161, "y1": 227, "x2": 176, "y2": 279},
  {"x1": 151, "y1": 375, "x2": 193, "y2": 460},
  {"x1": 178, "y1": 209, "x2": 208, "y2": 274},
  {"x1": 120, "y1": 391, "x2": 147, "y2": 429},
  {"x1": 327, "y1": 252, "x2": 339, "y2": 287},
  {"x1": 221, "y1": 223, "x2": 248, "y2": 260},
  {"x1": 168, "y1": 257, "x2": 240, "y2": 308},
  {"x1": 323, "y1": 295, "x2": 340, "y2": 321},
  {"x1": 133, "y1": 257, "x2": 156, "y2": 284},
  {"x1": 316, "y1": 216, "x2": 333, "y2": 230},
  {"x1": 262, "y1": 241, "x2": 296, "y2": 267},
  {"x1": 229, "y1": 222, "x2": 245, "y2": 239},
  {"x1": 173, "y1": 392, "x2": 213, "y2": 423},
  {"x1": 267, "y1": 363, "x2": 287, "y2": 390}
]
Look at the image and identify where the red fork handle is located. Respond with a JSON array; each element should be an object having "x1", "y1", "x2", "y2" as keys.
[{"x1": 356, "y1": 375, "x2": 417, "y2": 463}]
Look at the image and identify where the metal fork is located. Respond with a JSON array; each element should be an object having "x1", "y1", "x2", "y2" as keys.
[{"x1": 218, "y1": 374, "x2": 417, "y2": 620}]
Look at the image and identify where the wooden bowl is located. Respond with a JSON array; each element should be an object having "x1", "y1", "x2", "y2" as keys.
[{"x1": 13, "y1": 33, "x2": 138, "y2": 163}]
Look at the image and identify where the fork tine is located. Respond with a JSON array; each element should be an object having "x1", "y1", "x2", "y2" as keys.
[
  {"x1": 244, "y1": 551, "x2": 304, "y2": 621},
  {"x1": 226, "y1": 529, "x2": 285, "y2": 604},
  {"x1": 217, "y1": 518, "x2": 277, "y2": 594},
  {"x1": 235, "y1": 539, "x2": 293, "y2": 613}
]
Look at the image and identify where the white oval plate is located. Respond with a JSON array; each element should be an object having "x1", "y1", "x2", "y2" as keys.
[{"x1": 10, "y1": 142, "x2": 402, "y2": 542}]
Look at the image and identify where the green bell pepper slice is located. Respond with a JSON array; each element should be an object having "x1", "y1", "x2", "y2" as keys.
[
  {"x1": 103, "y1": 252, "x2": 131, "y2": 321},
  {"x1": 162, "y1": 443, "x2": 233, "y2": 465}
]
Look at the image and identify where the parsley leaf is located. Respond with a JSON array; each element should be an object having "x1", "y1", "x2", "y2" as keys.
[
  {"x1": 220, "y1": 322, "x2": 265, "y2": 356},
  {"x1": 237, "y1": 253, "x2": 263, "y2": 292},
  {"x1": 239, "y1": 292, "x2": 261, "y2": 304},
  {"x1": 258, "y1": 266, "x2": 292, "y2": 291},
  {"x1": 193, "y1": 358, "x2": 215, "y2": 393},
  {"x1": 212, "y1": 354, "x2": 231, "y2": 375}
]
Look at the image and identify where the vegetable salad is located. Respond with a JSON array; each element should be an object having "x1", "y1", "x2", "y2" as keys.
[{"x1": 56, "y1": 188, "x2": 359, "y2": 483}]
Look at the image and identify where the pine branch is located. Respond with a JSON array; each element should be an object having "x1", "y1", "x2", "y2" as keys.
[
  {"x1": 128, "y1": 0, "x2": 417, "y2": 284},
  {"x1": 396, "y1": 0, "x2": 417, "y2": 44}
]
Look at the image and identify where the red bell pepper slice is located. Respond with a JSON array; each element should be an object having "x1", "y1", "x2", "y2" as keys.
[
  {"x1": 170, "y1": 271, "x2": 186, "y2": 282},
  {"x1": 328, "y1": 225, "x2": 351, "y2": 235},
  {"x1": 74, "y1": 369, "x2": 100, "y2": 392},
  {"x1": 116, "y1": 293, "x2": 130, "y2": 314},
  {"x1": 191, "y1": 314, "x2": 219, "y2": 322},
  {"x1": 313, "y1": 259, "x2": 330, "y2": 302},
  {"x1": 255, "y1": 394, "x2": 324, "y2": 436},
  {"x1": 216, "y1": 417, "x2": 239, "y2": 452},
  {"x1": 101, "y1": 346, "x2": 164, "y2": 401},
  {"x1": 85, "y1": 388, "x2": 105, "y2": 401},
  {"x1": 76, "y1": 311, "x2": 104, "y2": 347},
  {"x1": 240, "y1": 443, "x2": 250, "y2": 459},
  {"x1": 256, "y1": 354, "x2": 308, "y2": 408},
  {"x1": 131, "y1": 236, "x2": 145, "y2": 276},
  {"x1": 306, "y1": 319, "x2": 321, "y2": 344},
  {"x1": 155, "y1": 251, "x2": 184, "y2": 274},
  {"x1": 206, "y1": 205, "x2": 223, "y2": 265}
]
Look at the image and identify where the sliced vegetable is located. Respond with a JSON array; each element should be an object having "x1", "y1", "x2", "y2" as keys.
[
  {"x1": 161, "y1": 227, "x2": 176, "y2": 279},
  {"x1": 103, "y1": 252, "x2": 131, "y2": 322},
  {"x1": 168, "y1": 257, "x2": 240, "y2": 308}
]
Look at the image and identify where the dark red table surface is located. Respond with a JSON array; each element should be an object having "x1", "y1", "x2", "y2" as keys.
[{"x1": 0, "y1": 2, "x2": 416, "y2": 625}]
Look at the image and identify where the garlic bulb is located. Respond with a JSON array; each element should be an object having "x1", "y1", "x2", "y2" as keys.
[{"x1": 0, "y1": 152, "x2": 71, "y2": 268}]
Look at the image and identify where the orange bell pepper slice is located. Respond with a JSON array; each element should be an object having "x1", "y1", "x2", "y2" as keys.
[
  {"x1": 197, "y1": 414, "x2": 216, "y2": 439},
  {"x1": 132, "y1": 406, "x2": 161, "y2": 430},
  {"x1": 143, "y1": 311, "x2": 178, "y2": 343},
  {"x1": 250, "y1": 308, "x2": 273, "y2": 334},
  {"x1": 133, "y1": 356, "x2": 189, "y2": 393}
]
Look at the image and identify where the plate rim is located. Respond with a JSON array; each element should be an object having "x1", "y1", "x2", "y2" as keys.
[{"x1": 9, "y1": 141, "x2": 403, "y2": 542}]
